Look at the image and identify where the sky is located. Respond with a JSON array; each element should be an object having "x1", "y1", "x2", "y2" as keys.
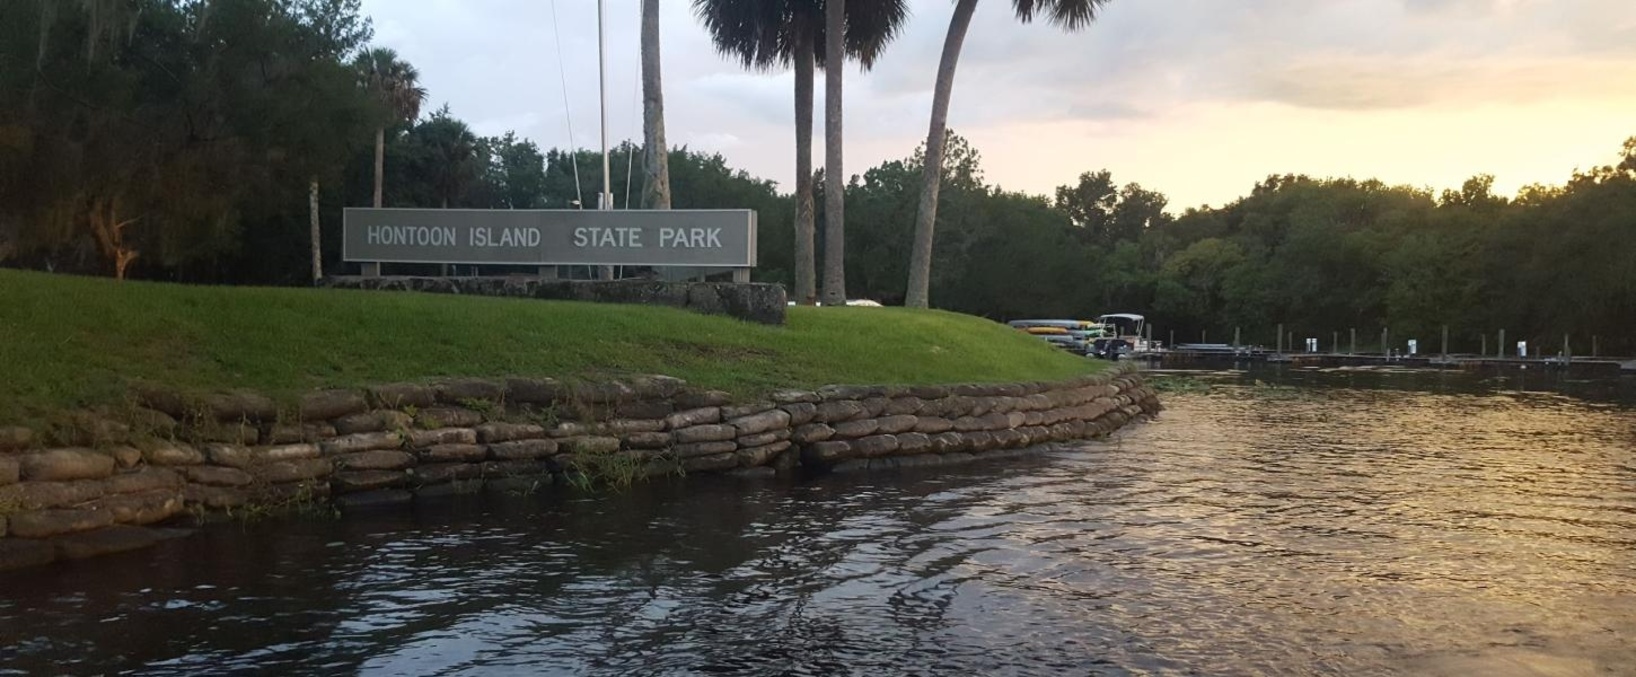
[{"x1": 359, "y1": 0, "x2": 1636, "y2": 212}]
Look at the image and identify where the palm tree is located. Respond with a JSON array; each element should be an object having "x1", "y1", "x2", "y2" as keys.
[
  {"x1": 641, "y1": 0, "x2": 672, "y2": 211},
  {"x1": 416, "y1": 111, "x2": 482, "y2": 209},
  {"x1": 904, "y1": 0, "x2": 1110, "y2": 308},
  {"x1": 692, "y1": 0, "x2": 906, "y2": 304},
  {"x1": 354, "y1": 47, "x2": 427, "y2": 209},
  {"x1": 821, "y1": 0, "x2": 846, "y2": 305}
]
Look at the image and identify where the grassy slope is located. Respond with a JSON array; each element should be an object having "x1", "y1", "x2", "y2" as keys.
[{"x1": 0, "y1": 270, "x2": 1103, "y2": 425}]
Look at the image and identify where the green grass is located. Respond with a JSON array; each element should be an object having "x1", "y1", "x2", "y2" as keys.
[
  {"x1": 1148, "y1": 374, "x2": 1213, "y2": 395},
  {"x1": 0, "y1": 269, "x2": 1106, "y2": 426}
]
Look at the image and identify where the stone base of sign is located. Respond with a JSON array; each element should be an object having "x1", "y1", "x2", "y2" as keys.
[
  {"x1": 324, "y1": 276, "x2": 786, "y2": 325},
  {"x1": 0, "y1": 368, "x2": 1159, "y2": 572}
]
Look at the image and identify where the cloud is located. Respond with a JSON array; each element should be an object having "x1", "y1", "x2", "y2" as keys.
[
  {"x1": 684, "y1": 132, "x2": 745, "y2": 149},
  {"x1": 470, "y1": 112, "x2": 542, "y2": 138},
  {"x1": 355, "y1": 0, "x2": 1636, "y2": 209},
  {"x1": 687, "y1": 72, "x2": 794, "y2": 127},
  {"x1": 1238, "y1": 55, "x2": 1636, "y2": 111},
  {"x1": 868, "y1": 0, "x2": 1636, "y2": 123}
]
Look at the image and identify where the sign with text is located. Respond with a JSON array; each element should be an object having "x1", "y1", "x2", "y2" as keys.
[{"x1": 343, "y1": 208, "x2": 757, "y2": 267}]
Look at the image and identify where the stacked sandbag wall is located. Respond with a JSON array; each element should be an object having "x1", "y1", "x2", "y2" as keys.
[{"x1": 0, "y1": 368, "x2": 1158, "y2": 571}]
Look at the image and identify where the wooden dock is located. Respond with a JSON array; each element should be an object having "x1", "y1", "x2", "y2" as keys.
[{"x1": 1135, "y1": 348, "x2": 1635, "y2": 376}]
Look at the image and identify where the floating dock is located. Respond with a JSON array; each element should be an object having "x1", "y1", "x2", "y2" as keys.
[{"x1": 1134, "y1": 347, "x2": 1635, "y2": 377}]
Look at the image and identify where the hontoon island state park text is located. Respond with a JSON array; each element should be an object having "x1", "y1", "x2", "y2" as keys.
[{"x1": 364, "y1": 225, "x2": 727, "y2": 249}]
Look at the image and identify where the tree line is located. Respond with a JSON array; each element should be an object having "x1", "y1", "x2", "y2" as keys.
[
  {"x1": 0, "y1": 0, "x2": 736, "y2": 283},
  {"x1": 832, "y1": 136, "x2": 1636, "y2": 357},
  {"x1": 3, "y1": 1, "x2": 1632, "y2": 355}
]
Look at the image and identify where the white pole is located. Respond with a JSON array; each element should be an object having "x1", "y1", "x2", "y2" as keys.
[
  {"x1": 597, "y1": 0, "x2": 612, "y2": 211},
  {"x1": 594, "y1": 0, "x2": 617, "y2": 280}
]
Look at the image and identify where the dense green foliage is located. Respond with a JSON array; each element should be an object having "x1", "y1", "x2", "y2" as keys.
[
  {"x1": 2, "y1": 0, "x2": 1630, "y2": 358},
  {"x1": 0, "y1": 268, "x2": 1103, "y2": 425},
  {"x1": 1, "y1": 0, "x2": 375, "y2": 280},
  {"x1": 1106, "y1": 166, "x2": 1636, "y2": 355},
  {"x1": 0, "y1": 0, "x2": 791, "y2": 285},
  {"x1": 836, "y1": 138, "x2": 1636, "y2": 355}
]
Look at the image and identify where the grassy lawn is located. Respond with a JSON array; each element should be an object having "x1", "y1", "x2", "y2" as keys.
[{"x1": 0, "y1": 269, "x2": 1105, "y2": 425}]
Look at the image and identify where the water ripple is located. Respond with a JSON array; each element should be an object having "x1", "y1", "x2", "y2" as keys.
[{"x1": 2, "y1": 375, "x2": 1635, "y2": 675}]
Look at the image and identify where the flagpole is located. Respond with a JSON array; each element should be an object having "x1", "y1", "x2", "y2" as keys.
[
  {"x1": 596, "y1": 0, "x2": 615, "y2": 280},
  {"x1": 597, "y1": 0, "x2": 612, "y2": 212}
]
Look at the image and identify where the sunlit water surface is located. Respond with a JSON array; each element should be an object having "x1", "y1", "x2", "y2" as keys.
[{"x1": 2, "y1": 368, "x2": 1633, "y2": 676}]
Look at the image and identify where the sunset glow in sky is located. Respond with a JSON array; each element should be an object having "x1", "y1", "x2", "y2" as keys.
[{"x1": 360, "y1": 0, "x2": 1636, "y2": 211}]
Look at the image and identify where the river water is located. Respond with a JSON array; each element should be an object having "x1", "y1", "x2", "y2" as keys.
[{"x1": 2, "y1": 367, "x2": 1633, "y2": 676}]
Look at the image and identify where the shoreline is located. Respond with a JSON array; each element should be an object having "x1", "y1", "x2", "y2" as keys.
[{"x1": 0, "y1": 368, "x2": 1160, "y2": 573}]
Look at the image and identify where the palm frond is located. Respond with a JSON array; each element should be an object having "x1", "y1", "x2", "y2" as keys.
[
  {"x1": 1012, "y1": 0, "x2": 1111, "y2": 30},
  {"x1": 692, "y1": 0, "x2": 788, "y2": 71},
  {"x1": 353, "y1": 47, "x2": 427, "y2": 124},
  {"x1": 842, "y1": 0, "x2": 909, "y2": 70},
  {"x1": 692, "y1": 0, "x2": 909, "y2": 72}
]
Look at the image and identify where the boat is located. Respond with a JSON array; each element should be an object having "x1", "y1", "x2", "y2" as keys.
[
  {"x1": 1097, "y1": 313, "x2": 1159, "y2": 354},
  {"x1": 1008, "y1": 319, "x2": 1109, "y2": 356},
  {"x1": 1008, "y1": 319, "x2": 1104, "y2": 331}
]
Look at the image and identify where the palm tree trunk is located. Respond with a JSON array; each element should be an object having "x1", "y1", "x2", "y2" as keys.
[
  {"x1": 310, "y1": 178, "x2": 323, "y2": 284},
  {"x1": 905, "y1": 0, "x2": 979, "y2": 309},
  {"x1": 640, "y1": 0, "x2": 671, "y2": 211},
  {"x1": 820, "y1": 0, "x2": 846, "y2": 305},
  {"x1": 793, "y1": 29, "x2": 817, "y2": 305},
  {"x1": 373, "y1": 126, "x2": 385, "y2": 208}
]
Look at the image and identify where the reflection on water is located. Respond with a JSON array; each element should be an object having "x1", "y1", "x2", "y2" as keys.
[{"x1": 2, "y1": 369, "x2": 1633, "y2": 676}]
